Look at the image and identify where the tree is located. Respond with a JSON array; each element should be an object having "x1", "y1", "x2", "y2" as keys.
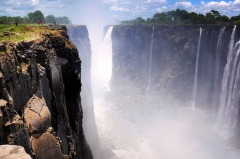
[
  {"x1": 210, "y1": 10, "x2": 221, "y2": 20},
  {"x1": 121, "y1": 17, "x2": 146, "y2": 25},
  {"x1": 152, "y1": 12, "x2": 171, "y2": 23},
  {"x1": 45, "y1": 15, "x2": 56, "y2": 24},
  {"x1": 230, "y1": 15, "x2": 240, "y2": 22},
  {"x1": 175, "y1": 9, "x2": 189, "y2": 24},
  {"x1": 12, "y1": 16, "x2": 23, "y2": 23},
  {"x1": 119, "y1": 9, "x2": 235, "y2": 25},
  {"x1": 0, "y1": 16, "x2": 10, "y2": 24},
  {"x1": 28, "y1": 10, "x2": 44, "y2": 23},
  {"x1": 205, "y1": 11, "x2": 215, "y2": 24},
  {"x1": 218, "y1": 15, "x2": 229, "y2": 24},
  {"x1": 55, "y1": 16, "x2": 71, "y2": 24},
  {"x1": 23, "y1": 16, "x2": 29, "y2": 23}
]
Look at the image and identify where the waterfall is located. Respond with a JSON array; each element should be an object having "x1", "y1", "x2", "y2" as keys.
[
  {"x1": 217, "y1": 25, "x2": 240, "y2": 139},
  {"x1": 146, "y1": 26, "x2": 155, "y2": 94},
  {"x1": 66, "y1": 25, "x2": 100, "y2": 157},
  {"x1": 212, "y1": 27, "x2": 226, "y2": 108},
  {"x1": 92, "y1": 25, "x2": 240, "y2": 159},
  {"x1": 192, "y1": 28, "x2": 202, "y2": 109},
  {"x1": 215, "y1": 27, "x2": 226, "y2": 81},
  {"x1": 91, "y1": 26, "x2": 113, "y2": 95}
]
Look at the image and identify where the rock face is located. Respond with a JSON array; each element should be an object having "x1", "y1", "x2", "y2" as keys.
[
  {"x1": 0, "y1": 145, "x2": 32, "y2": 159},
  {"x1": 111, "y1": 25, "x2": 239, "y2": 103},
  {"x1": 111, "y1": 25, "x2": 199, "y2": 99},
  {"x1": 111, "y1": 24, "x2": 240, "y2": 147},
  {"x1": 0, "y1": 26, "x2": 93, "y2": 159},
  {"x1": 67, "y1": 25, "x2": 100, "y2": 158}
]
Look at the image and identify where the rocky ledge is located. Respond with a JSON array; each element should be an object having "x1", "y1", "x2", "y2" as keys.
[{"x1": 0, "y1": 25, "x2": 92, "y2": 159}]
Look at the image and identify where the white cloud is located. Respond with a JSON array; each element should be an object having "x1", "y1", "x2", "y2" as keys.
[
  {"x1": 152, "y1": 6, "x2": 168, "y2": 12},
  {"x1": 1, "y1": 0, "x2": 240, "y2": 22},
  {"x1": 197, "y1": 0, "x2": 240, "y2": 16},
  {"x1": 233, "y1": 0, "x2": 240, "y2": 5},
  {"x1": 110, "y1": 6, "x2": 129, "y2": 11},
  {"x1": 175, "y1": 1, "x2": 194, "y2": 9},
  {"x1": 204, "y1": 1, "x2": 231, "y2": 8},
  {"x1": 145, "y1": 0, "x2": 166, "y2": 4},
  {"x1": 32, "y1": 0, "x2": 39, "y2": 5},
  {"x1": 102, "y1": 0, "x2": 134, "y2": 4},
  {"x1": 135, "y1": 6, "x2": 148, "y2": 12}
]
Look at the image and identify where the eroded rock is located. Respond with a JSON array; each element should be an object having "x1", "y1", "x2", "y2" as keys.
[
  {"x1": 0, "y1": 145, "x2": 32, "y2": 159},
  {"x1": 30, "y1": 131, "x2": 62, "y2": 159},
  {"x1": 0, "y1": 25, "x2": 93, "y2": 159},
  {"x1": 23, "y1": 95, "x2": 51, "y2": 134}
]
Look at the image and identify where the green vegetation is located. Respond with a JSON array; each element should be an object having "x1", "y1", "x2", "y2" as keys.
[
  {"x1": 0, "y1": 24, "x2": 58, "y2": 43},
  {"x1": 121, "y1": 9, "x2": 240, "y2": 25},
  {"x1": 45, "y1": 15, "x2": 70, "y2": 24},
  {"x1": 28, "y1": 10, "x2": 45, "y2": 23},
  {"x1": 0, "y1": 10, "x2": 71, "y2": 25}
]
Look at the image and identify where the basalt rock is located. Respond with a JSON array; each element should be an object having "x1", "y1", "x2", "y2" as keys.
[
  {"x1": 0, "y1": 26, "x2": 93, "y2": 159},
  {"x1": 0, "y1": 145, "x2": 32, "y2": 159}
]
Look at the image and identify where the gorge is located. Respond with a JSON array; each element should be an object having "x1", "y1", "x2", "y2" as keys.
[
  {"x1": 1, "y1": 24, "x2": 240, "y2": 159},
  {"x1": 91, "y1": 25, "x2": 240, "y2": 159}
]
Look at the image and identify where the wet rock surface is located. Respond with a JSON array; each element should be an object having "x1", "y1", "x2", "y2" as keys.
[{"x1": 0, "y1": 26, "x2": 93, "y2": 159}]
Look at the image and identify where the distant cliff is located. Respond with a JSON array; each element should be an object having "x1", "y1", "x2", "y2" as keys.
[
  {"x1": 0, "y1": 25, "x2": 93, "y2": 159},
  {"x1": 111, "y1": 25, "x2": 238, "y2": 102},
  {"x1": 111, "y1": 24, "x2": 240, "y2": 147}
]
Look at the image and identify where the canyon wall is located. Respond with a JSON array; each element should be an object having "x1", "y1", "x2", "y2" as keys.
[
  {"x1": 0, "y1": 25, "x2": 93, "y2": 159},
  {"x1": 111, "y1": 24, "x2": 240, "y2": 147},
  {"x1": 67, "y1": 25, "x2": 100, "y2": 158}
]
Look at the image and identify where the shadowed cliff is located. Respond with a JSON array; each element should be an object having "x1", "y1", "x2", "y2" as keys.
[
  {"x1": 0, "y1": 25, "x2": 93, "y2": 159},
  {"x1": 111, "y1": 24, "x2": 240, "y2": 148}
]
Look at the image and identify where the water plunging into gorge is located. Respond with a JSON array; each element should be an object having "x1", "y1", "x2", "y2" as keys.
[
  {"x1": 212, "y1": 27, "x2": 226, "y2": 110},
  {"x1": 217, "y1": 25, "x2": 240, "y2": 139},
  {"x1": 192, "y1": 28, "x2": 202, "y2": 109},
  {"x1": 146, "y1": 26, "x2": 155, "y2": 95},
  {"x1": 68, "y1": 25, "x2": 240, "y2": 159}
]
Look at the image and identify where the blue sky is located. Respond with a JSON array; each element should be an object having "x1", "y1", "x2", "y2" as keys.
[{"x1": 0, "y1": 0, "x2": 240, "y2": 23}]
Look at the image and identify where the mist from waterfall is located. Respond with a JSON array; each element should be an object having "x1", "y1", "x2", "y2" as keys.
[
  {"x1": 66, "y1": 2, "x2": 240, "y2": 155},
  {"x1": 66, "y1": 25, "x2": 101, "y2": 158},
  {"x1": 91, "y1": 26, "x2": 240, "y2": 159},
  {"x1": 91, "y1": 26, "x2": 113, "y2": 95},
  {"x1": 192, "y1": 28, "x2": 202, "y2": 109}
]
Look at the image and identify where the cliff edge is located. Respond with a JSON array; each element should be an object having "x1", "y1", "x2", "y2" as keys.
[{"x1": 0, "y1": 25, "x2": 93, "y2": 159}]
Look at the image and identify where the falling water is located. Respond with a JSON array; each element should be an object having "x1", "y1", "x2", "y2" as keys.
[
  {"x1": 91, "y1": 26, "x2": 113, "y2": 95},
  {"x1": 92, "y1": 25, "x2": 240, "y2": 159},
  {"x1": 212, "y1": 27, "x2": 226, "y2": 108},
  {"x1": 214, "y1": 27, "x2": 226, "y2": 88},
  {"x1": 192, "y1": 28, "x2": 202, "y2": 109},
  {"x1": 146, "y1": 26, "x2": 155, "y2": 95},
  {"x1": 217, "y1": 25, "x2": 236, "y2": 128},
  {"x1": 217, "y1": 26, "x2": 240, "y2": 139},
  {"x1": 66, "y1": 25, "x2": 101, "y2": 158}
]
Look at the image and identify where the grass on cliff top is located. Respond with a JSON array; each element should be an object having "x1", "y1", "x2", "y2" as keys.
[{"x1": 0, "y1": 24, "x2": 60, "y2": 44}]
